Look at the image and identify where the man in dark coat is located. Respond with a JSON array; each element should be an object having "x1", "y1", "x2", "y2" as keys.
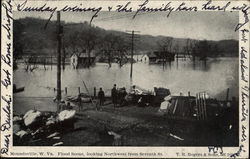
[
  {"x1": 77, "y1": 94, "x2": 82, "y2": 111},
  {"x1": 111, "y1": 84, "x2": 117, "y2": 108},
  {"x1": 98, "y1": 87, "x2": 105, "y2": 109},
  {"x1": 58, "y1": 100, "x2": 66, "y2": 112}
]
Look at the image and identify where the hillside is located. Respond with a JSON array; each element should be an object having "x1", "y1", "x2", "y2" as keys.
[{"x1": 14, "y1": 17, "x2": 239, "y2": 57}]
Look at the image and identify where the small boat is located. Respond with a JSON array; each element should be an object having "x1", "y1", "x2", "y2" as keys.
[
  {"x1": 81, "y1": 97, "x2": 91, "y2": 103},
  {"x1": 65, "y1": 93, "x2": 92, "y2": 103},
  {"x1": 13, "y1": 84, "x2": 25, "y2": 93}
]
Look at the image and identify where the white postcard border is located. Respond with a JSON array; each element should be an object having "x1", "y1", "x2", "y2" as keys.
[{"x1": 1, "y1": 0, "x2": 249, "y2": 158}]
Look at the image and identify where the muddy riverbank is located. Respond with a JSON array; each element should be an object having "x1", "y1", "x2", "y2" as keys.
[{"x1": 14, "y1": 98, "x2": 238, "y2": 146}]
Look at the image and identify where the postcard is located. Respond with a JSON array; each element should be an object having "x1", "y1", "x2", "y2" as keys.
[{"x1": 1, "y1": 0, "x2": 249, "y2": 158}]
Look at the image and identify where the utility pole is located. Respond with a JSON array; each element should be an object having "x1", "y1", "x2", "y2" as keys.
[
  {"x1": 56, "y1": 11, "x2": 62, "y2": 101},
  {"x1": 130, "y1": 30, "x2": 134, "y2": 78},
  {"x1": 87, "y1": 22, "x2": 92, "y2": 68},
  {"x1": 62, "y1": 39, "x2": 66, "y2": 70},
  {"x1": 126, "y1": 30, "x2": 140, "y2": 79},
  {"x1": 51, "y1": 51, "x2": 53, "y2": 70}
]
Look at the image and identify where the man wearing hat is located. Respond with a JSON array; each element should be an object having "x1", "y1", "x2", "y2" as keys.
[
  {"x1": 98, "y1": 87, "x2": 105, "y2": 109},
  {"x1": 58, "y1": 99, "x2": 66, "y2": 112},
  {"x1": 111, "y1": 84, "x2": 117, "y2": 108}
]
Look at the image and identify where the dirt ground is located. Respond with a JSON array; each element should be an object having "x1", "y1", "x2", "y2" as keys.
[
  {"x1": 56, "y1": 99, "x2": 238, "y2": 146},
  {"x1": 14, "y1": 98, "x2": 238, "y2": 146}
]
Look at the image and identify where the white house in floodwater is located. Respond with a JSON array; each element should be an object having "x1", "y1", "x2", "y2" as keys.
[
  {"x1": 141, "y1": 52, "x2": 158, "y2": 63},
  {"x1": 141, "y1": 54, "x2": 149, "y2": 63},
  {"x1": 71, "y1": 53, "x2": 78, "y2": 69},
  {"x1": 70, "y1": 50, "x2": 96, "y2": 68}
]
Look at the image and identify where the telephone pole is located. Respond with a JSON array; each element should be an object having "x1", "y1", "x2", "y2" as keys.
[
  {"x1": 130, "y1": 31, "x2": 134, "y2": 78},
  {"x1": 56, "y1": 11, "x2": 62, "y2": 101},
  {"x1": 126, "y1": 30, "x2": 140, "y2": 79}
]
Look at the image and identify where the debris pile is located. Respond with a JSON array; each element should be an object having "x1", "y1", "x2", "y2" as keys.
[
  {"x1": 65, "y1": 93, "x2": 92, "y2": 103},
  {"x1": 13, "y1": 109, "x2": 77, "y2": 146},
  {"x1": 108, "y1": 131, "x2": 122, "y2": 146}
]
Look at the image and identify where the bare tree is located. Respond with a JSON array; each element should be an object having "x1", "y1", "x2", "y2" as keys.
[
  {"x1": 13, "y1": 20, "x2": 25, "y2": 70},
  {"x1": 173, "y1": 44, "x2": 179, "y2": 54},
  {"x1": 79, "y1": 26, "x2": 99, "y2": 68},
  {"x1": 210, "y1": 44, "x2": 219, "y2": 57},
  {"x1": 63, "y1": 31, "x2": 82, "y2": 58},
  {"x1": 43, "y1": 57, "x2": 47, "y2": 70},
  {"x1": 102, "y1": 33, "x2": 117, "y2": 67},
  {"x1": 24, "y1": 58, "x2": 30, "y2": 72},
  {"x1": 173, "y1": 44, "x2": 179, "y2": 67},
  {"x1": 113, "y1": 35, "x2": 129, "y2": 67},
  {"x1": 157, "y1": 37, "x2": 173, "y2": 67},
  {"x1": 193, "y1": 40, "x2": 211, "y2": 68},
  {"x1": 99, "y1": 33, "x2": 129, "y2": 68},
  {"x1": 24, "y1": 56, "x2": 38, "y2": 72},
  {"x1": 29, "y1": 56, "x2": 39, "y2": 72},
  {"x1": 194, "y1": 40, "x2": 211, "y2": 60},
  {"x1": 184, "y1": 38, "x2": 197, "y2": 60}
]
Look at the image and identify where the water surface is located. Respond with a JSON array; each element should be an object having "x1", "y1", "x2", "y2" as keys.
[{"x1": 14, "y1": 57, "x2": 238, "y2": 100}]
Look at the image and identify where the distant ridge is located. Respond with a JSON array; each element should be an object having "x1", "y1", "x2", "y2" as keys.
[{"x1": 14, "y1": 17, "x2": 239, "y2": 57}]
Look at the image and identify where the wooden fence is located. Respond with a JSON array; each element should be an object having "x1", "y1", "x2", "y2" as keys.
[{"x1": 196, "y1": 92, "x2": 207, "y2": 120}]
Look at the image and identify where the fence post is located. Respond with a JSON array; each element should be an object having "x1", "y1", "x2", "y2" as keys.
[
  {"x1": 198, "y1": 93, "x2": 202, "y2": 120},
  {"x1": 199, "y1": 93, "x2": 204, "y2": 120},
  {"x1": 65, "y1": 87, "x2": 67, "y2": 95},
  {"x1": 94, "y1": 87, "x2": 96, "y2": 98},
  {"x1": 196, "y1": 94, "x2": 199, "y2": 120},
  {"x1": 225, "y1": 88, "x2": 230, "y2": 102},
  {"x1": 203, "y1": 93, "x2": 207, "y2": 120},
  {"x1": 78, "y1": 87, "x2": 80, "y2": 94}
]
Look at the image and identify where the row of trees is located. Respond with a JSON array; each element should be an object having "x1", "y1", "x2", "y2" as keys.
[
  {"x1": 63, "y1": 22, "x2": 130, "y2": 68},
  {"x1": 157, "y1": 37, "x2": 220, "y2": 63},
  {"x1": 14, "y1": 18, "x2": 222, "y2": 70},
  {"x1": 14, "y1": 19, "x2": 132, "y2": 69}
]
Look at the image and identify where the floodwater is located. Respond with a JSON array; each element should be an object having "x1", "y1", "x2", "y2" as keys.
[{"x1": 14, "y1": 57, "x2": 238, "y2": 100}]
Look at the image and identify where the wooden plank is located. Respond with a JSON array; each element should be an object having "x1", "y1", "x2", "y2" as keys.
[
  {"x1": 172, "y1": 99, "x2": 178, "y2": 115},
  {"x1": 198, "y1": 93, "x2": 201, "y2": 120},
  {"x1": 199, "y1": 93, "x2": 204, "y2": 120},
  {"x1": 203, "y1": 93, "x2": 207, "y2": 120},
  {"x1": 197, "y1": 93, "x2": 201, "y2": 120},
  {"x1": 201, "y1": 94, "x2": 204, "y2": 120},
  {"x1": 82, "y1": 80, "x2": 96, "y2": 110},
  {"x1": 202, "y1": 93, "x2": 205, "y2": 120},
  {"x1": 196, "y1": 94, "x2": 199, "y2": 120}
]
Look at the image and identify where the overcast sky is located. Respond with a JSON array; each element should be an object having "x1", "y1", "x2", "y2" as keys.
[{"x1": 14, "y1": 11, "x2": 238, "y2": 41}]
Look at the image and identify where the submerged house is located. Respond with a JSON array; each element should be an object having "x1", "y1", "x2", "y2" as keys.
[
  {"x1": 174, "y1": 52, "x2": 193, "y2": 61},
  {"x1": 154, "y1": 51, "x2": 175, "y2": 62},
  {"x1": 71, "y1": 54, "x2": 78, "y2": 68},
  {"x1": 142, "y1": 51, "x2": 175, "y2": 63},
  {"x1": 70, "y1": 50, "x2": 96, "y2": 68},
  {"x1": 142, "y1": 52, "x2": 158, "y2": 63}
]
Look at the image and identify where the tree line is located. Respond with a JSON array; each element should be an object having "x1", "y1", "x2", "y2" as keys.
[
  {"x1": 14, "y1": 18, "x2": 132, "y2": 69},
  {"x1": 14, "y1": 17, "x2": 238, "y2": 70}
]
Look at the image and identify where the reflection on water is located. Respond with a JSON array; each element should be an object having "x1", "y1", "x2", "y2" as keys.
[{"x1": 14, "y1": 57, "x2": 238, "y2": 100}]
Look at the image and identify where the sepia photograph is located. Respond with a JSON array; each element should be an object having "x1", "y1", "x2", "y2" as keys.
[{"x1": 12, "y1": 10, "x2": 239, "y2": 147}]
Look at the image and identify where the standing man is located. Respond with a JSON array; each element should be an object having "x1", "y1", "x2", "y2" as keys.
[
  {"x1": 98, "y1": 87, "x2": 105, "y2": 110},
  {"x1": 77, "y1": 94, "x2": 82, "y2": 111},
  {"x1": 111, "y1": 84, "x2": 117, "y2": 108},
  {"x1": 58, "y1": 100, "x2": 66, "y2": 112},
  {"x1": 66, "y1": 102, "x2": 73, "y2": 110}
]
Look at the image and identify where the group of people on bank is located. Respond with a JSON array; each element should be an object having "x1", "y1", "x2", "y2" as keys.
[
  {"x1": 57, "y1": 84, "x2": 138, "y2": 112},
  {"x1": 97, "y1": 84, "x2": 129, "y2": 109},
  {"x1": 91, "y1": 84, "x2": 144, "y2": 110}
]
